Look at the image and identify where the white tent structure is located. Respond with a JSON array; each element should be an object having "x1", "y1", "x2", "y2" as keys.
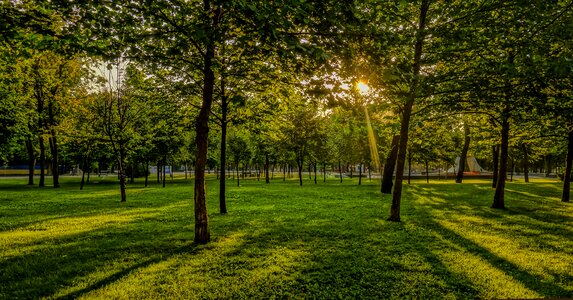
[{"x1": 448, "y1": 156, "x2": 486, "y2": 173}]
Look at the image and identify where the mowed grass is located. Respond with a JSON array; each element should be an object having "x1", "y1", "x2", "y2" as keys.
[{"x1": 1, "y1": 175, "x2": 572, "y2": 299}]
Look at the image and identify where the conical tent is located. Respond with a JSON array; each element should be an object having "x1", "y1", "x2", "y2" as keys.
[{"x1": 448, "y1": 156, "x2": 486, "y2": 173}]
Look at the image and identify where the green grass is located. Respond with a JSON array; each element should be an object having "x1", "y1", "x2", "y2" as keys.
[{"x1": 1, "y1": 175, "x2": 572, "y2": 299}]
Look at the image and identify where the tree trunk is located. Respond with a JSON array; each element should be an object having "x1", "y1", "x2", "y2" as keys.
[
  {"x1": 26, "y1": 136, "x2": 35, "y2": 185},
  {"x1": 219, "y1": 85, "x2": 228, "y2": 214},
  {"x1": 358, "y1": 163, "x2": 362, "y2": 185},
  {"x1": 425, "y1": 160, "x2": 429, "y2": 183},
  {"x1": 522, "y1": 143, "x2": 529, "y2": 183},
  {"x1": 389, "y1": 0, "x2": 429, "y2": 222},
  {"x1": 492, "y1": 116, "x2": 509, "y2": 209},
  {"x1": 49, "y1": 128, "x2": 59, "y2": 188},
  {"x1": 382, "y1": 135, "x2": 400, "y2": 194},
  {"x1": 308, "y1": 163, "x2": 312, "y2": 180},
  {"x1": 407, "y1": 151, "x2": 412, "y2": 185},
  {"x1": 157, "y1": 161, "x2": 161, "y2": 183},
  {"x1": 162, "y1": 160, "x2": 166, "y2": 188},
  {"x1": 492, "y1": 145, "x2": 499, "y2": 188},
  {"x1": 562, "y1": 130, "x2": 573, "y2": 202},
  {"x1": 545, "y1": 155, "x2": 552, "y2": 176},
  {"x1": 192, "y1": 2, "x2": 221, "y2": 244},
  {"x1": 339, "y1": 160, "x2": 342, "y2": 183},
  {"x1": 297, "y1": 155, "x2": 303, "y2": 186},
  {"x1": 323, "y1": 163, "x2": 327, "y2": 182},
  {"x1": 265, "y1": 154, "x2": 270, "y2": 184},
  {"x1": 39, "y1": 133, "x2": 46, "y2": 187},
  {"x1": 80, "y1": 156, "x2": 86, "y2": 190},
  {"x1": 283, "y1": 163, "x2": 286, "y2": 181},
  {"x1": 314, "y1": 163, "x2": 317, "y2": 184},
  {"x1": 236, "y1": 162, "x2": 240, "y2": 186},
  {"x1": 456, "y1": 122, "x2": 470, "y2": 183},
  {"x1": 145, "y1": 161, "x2": 149, "y2": 187}
]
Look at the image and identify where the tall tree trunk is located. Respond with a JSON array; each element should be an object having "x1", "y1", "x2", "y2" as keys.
[
  {"x1": 492, "y1": 116, "x2": 509, "y2": 209},
  {"x1": 49, "y1": 129, "x2": 59, "y2": 188},
  {"x1": 157, "y1": 161, "x2": 161, "y2": 183},
  {"x1": 323, "y1": 163, "x2": 326, "y2": 182},
  {"x1": 339, "y1": 160, "x2": 342, "y2": 183},
  {"x1": 492, "y1": 145, "x2": 499, "y2": 188},
  {"x1": 80, "y1": 156, "x2": 86, "y2": 190},
  {"x1": 219, "y1": 83, "x2": 228, "y2": 214},
  {"x1": 192, "y1": 0, "x2": 221, "y2": 244},
  {"x1": 545, "y1": 155, "x2": 552, "y2": 176},
  {"x1": 389, "y1": 0, "x2": 429, "y2": 222},
  {"x1": 358, "y1": 163, "x2": 362, "y2": 185},
  {"x1": 382, "y1": 135, "x2": 400, "y2": 194},
  {"x1": 308, "y1": 163, "x2": 312, "y2": 180},
  {"x1": 39, "y1": 133, "x2": 46, "y2": 187},
  {"x1": 297, "y1": 154, "x2": 303, "y2": 186},
  {"x1": 236, "y1": 162, "x2": 240, "y2": 186},
  {"x1": 145, "y1": 161, "x2": 149, "y2": 187},
  {"x1": 425, "y1": 160, "x2": 429, "y2": 183},
  {"x1": 407, "y1": 151, "x2": 412, "y2": 185},
  {"x1": 26, "y1": 136, "x2": 35, "y2": 185},
  {"x1": 522, "y1": 143, "x2": 529, "y2": 183},
  {"x1": 162, "y1": 160, "x2": 166, "y2": 188},
  {"x1": 283, "y1": 163, "x2": 286, "y2": 181},
  {"x1": 314, "y1": 163, "x2": 317, "y2": 184},
  {"x1": 456, "y1": 122, "x2": 470, "y2": 183},
  {"x1": 265, "y1": 154, "x2": 270, "y2": 184},
  {"x1": 562, "y1": 130, "x2": 573, "y2": 202}
]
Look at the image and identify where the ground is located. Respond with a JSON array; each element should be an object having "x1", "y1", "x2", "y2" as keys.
[{"x1": 0, "y1": 175, "x2": 572, "y2": 299}]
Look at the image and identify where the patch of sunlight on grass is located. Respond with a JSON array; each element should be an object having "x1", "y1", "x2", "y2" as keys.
[
  {"x1": 0, "y1": 210, "x2": 159, "y2": 257},
  {"x1": 435, "y1": 246, "x2": 540, "y2": 299},
  {"x1": 435, "y1": 218, "x2": 573, "y2": 296},
  {"x1": 79, "y1": 232, "x2": 309, "y2": 299}
]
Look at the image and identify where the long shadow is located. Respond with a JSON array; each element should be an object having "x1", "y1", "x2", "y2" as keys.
[
  {"x1": 58, "y1": 244, "x2": 198, "y2": 300},
  {"x1": 423, "y1": 220, "x2": 572, "y2": 297}
]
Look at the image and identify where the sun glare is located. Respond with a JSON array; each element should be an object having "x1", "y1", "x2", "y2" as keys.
[{"x1": 357, "y1": 81, "x2": 369, "y2": 95}]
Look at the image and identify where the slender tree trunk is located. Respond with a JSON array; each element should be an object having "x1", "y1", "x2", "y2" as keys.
[
  {"x1": 339, "y1": 160, "x2": 342, "y2": 183},
  {"x1": 492, "y1": 116, "x2": 509, "y2": 209},
  {"x1": 297, "y1": 155, "x2": 303, "y2": 186},
  {"x1": 545, "y1": 155, "x2": 552, "y2": 176},
  {"x1": 236, "y1": 162, "x2": 240, "y2": 186},
  {"x1": 314, "y1": 163, "x2": 317, "y2": 184},
  {"x1": 456, "y1": 122, "x2": 471, "y2": 183},
  {"x1": 145, "y1": 161, "x2": 149, "y2": 187},
  {"x1": 425, "y1": 160, "x2": 429, "y2": 183},
  {"x1": 323, "y1": 163, "x2": 326, "y2": 182},
  {"x1": 162, "y1": 160, "x2": 166, "y2": 188},
  {"x1": 283, "y1": 163, "x2": 286, "y2": 181},
  {"x1": 80, "y1": 156, "x2": 86, "y2": 190},
  {"x1": 562, "y1": 130, "x2": 573, "y2": 202},
  {"x1": 219, "y1": 85, "x2": 228, "y2": 214},
  {"x1": 407, "y1": 151, "x2": 412, "y2": 185},
  {"x1": 492, "y1": 145, "x2": 499, "y2": 188},
  {"x1": 39, "y1": 133, "x2": 46, "y2": 187},
  {"x1": 308, "y1": 163, "x2": 312, "y2": 180},
  {"x1": 358, "y1": 163, "x2": 362, "y2": 185},
  {"x1": 49, "y1": 128, "x2": 59, "y2": 188},
  {"x1": 265, "y1": 154, "x2": 270, "y2": 184},
  {"x1": 349, "y1": 163, "x2": 353, "y2": 178},
  {"x1": 382, "y1": 135, "x2": 400, "y2": 194},
  {"x1": 26, "y1": 136, "x2": 35, "y2": 185},
  {"x1": 192, "y1": 1, "x2": 221, "y2": 244},
  {"x1": 522, "y1": 143, "x2": 529, "y2": 183},
  {"x1": 389, "y1": 0, "x2": 429, "y2": 222},
  {"x1": 157, "y1": 161, "x2": 161, "y2": 183}
]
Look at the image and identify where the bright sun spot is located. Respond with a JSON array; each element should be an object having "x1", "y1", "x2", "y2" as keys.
[{"x1": 357, "y1": 81, "x2": 369, "y2": 94}]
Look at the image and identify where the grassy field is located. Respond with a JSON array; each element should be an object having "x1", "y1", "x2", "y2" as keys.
[{"x1": 1, "y1": 175, "x2": 572, "y2": 299}]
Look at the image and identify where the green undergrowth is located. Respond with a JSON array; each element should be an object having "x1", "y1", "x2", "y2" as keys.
[{"x1": 0, "y1": 175, "x2": 572, "y2": 299}]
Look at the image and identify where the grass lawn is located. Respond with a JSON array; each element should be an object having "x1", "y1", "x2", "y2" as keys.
[{"x1": 1, "y1": 175, "x2": 572, "y2": 299}]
